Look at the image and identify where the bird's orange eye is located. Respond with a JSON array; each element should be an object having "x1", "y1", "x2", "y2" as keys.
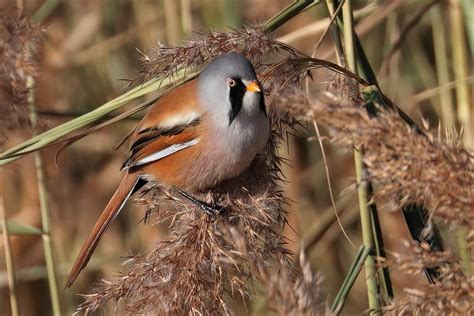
[{"x1": 227, "y1": 78, "x2": 236, "y2": 87}]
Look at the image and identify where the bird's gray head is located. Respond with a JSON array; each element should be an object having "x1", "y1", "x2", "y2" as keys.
[{"x1": 197, "y1": 53, "x2": 266, "y2": 127}]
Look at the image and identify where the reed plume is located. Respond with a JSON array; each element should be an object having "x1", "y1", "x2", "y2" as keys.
[
  {"x1": 0, "y1": 12, "x2": 44, "y2": 144},
  {"x1": 387, "y1": 241, "x2": 473, "y2": 314},
  {"x1": 278, "y1": 89, "x2": 473, "y2": 231},
  {"x1": 80, "y1": 27, "x2": 325, "y2": 315}
]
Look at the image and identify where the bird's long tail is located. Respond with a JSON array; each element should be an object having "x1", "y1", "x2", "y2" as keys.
[{"x1": 66, "y1": 172, "x2": 144, "y2": 287}]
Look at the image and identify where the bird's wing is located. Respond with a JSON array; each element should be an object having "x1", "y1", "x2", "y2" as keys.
[
  {"x1": 121, "y1": 124, "x2": 201, "y2": 169},
  {"x1": 67, "y1": 80, "x2": 204, "y2": 286},
  {"x1": 122, "y1": 79, "x2": 203, "y2": 169}
]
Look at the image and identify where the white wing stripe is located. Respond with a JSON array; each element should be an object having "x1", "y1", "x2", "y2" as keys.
[
  {"x1": 157, "y1": 111, "x2": 201, "y2": 129},
  {"x1": 134, "y1": 139, "x2": 199, "y2": 166}
]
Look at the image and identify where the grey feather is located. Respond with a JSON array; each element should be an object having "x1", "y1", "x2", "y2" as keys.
[{"x1": 189, "y1": 53, "x2": 270, "y2": 188}]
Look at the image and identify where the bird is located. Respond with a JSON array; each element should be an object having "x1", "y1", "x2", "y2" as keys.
[{"x1": 66, "y1": 52, "x2": 270, "y2": 287}]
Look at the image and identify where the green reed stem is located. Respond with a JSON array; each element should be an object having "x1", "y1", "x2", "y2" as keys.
[
  {"x1": 0, "y1": 73, "x2": 192, "y2": 166},
  {"x1": 341, "y1": 1, "x2": 355, "y2": 70},
  {"x1": 450, "y1": 0, "x2": 472, "y2": 148},
  {"x1": 27, "y1": 76, "x2": 63, "y2": 316},
  {"x1": 263, "y1": 0, "x2": 320, "y2": 33},
  {"x1": 342, "y1": 1, "x2": 382, "y2": 313},
  {"x1": 460, "y1": 0, "x2": 474, "y2": 57},
  {"x1": 431, "y1": 4, "x2": 455, "y2": 128},
  {"x1": 0, "y1": 172, "x2": 19, "y2": 316},
  {"x1": 450, "y1": 0, "x2": 472, "y2": 277},
  {"x1": 324, "y1": 0, "x2": 345, "y2": 65},
  {"x1": 353, "y1": 150, "x2": 381, "y2": 315},
  {"x1": 331, "y1": 246, "x2": 371, "y2": 315},
  {"x1": 324, "y1": 1, "x2": 388, "y2": 312},
  {"x1": 32, "y1": 0, "x2": 60, "y2": 22},
  {"x1": 0, "y1": 221, "x2": 43, "y2": 235}
]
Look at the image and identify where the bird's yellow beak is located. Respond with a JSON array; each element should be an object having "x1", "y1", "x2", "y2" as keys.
[{"x1": 245, "y1": 81, "x2": 261, "y2": 92}]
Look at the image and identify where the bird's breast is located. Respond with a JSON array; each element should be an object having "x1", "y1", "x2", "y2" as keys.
[
  {"x1": 141, "y1": 108, "x2": 269, "y2": 192},
  {"x1": 198, "y1": 110, "x2": 270, "y2": 185}
]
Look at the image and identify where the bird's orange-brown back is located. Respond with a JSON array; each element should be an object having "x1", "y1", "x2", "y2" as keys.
[{"x1": 130, "y1": 79, "x2": 200, "y2": 145}]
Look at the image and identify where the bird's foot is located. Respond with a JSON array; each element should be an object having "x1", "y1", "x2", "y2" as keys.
[{"x1": 177, "y1": 189, "x2": 225, "y2": 216}]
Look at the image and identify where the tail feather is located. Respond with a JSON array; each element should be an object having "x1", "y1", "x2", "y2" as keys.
[{"x1": 66, "y1": 173, "x2": 142, "y2": 287}]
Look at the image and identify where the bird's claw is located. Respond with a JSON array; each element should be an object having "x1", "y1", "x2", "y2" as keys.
[
  {"x1": 199, "y1": 201, "x2": 225, "y2": 216},
  {"x1": 176, "y1": 189, "x2": 225, "y2": 217}
]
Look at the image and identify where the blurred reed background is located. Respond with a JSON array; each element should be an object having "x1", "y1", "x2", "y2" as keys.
[{"x1": 0, "y1": 0, "x2": 472, "y2": 315}]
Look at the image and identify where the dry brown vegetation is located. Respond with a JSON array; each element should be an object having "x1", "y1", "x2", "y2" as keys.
[
  {"x1": 387, "y1": 241, "x2": 473, "y2": 314},
  {"x1": 277, "y1": 87, "x2": 474, "y2": 314},
  {"x1": 283, "y1": 91, "x2": 473, "y2": 231},
  {"x1": 78, "y1": 27, "x2": 326, "y2": 315},
  {"x1": 0, "y1": 13, "x2": 44, "y2": 144},
  {"x1": 0, "y1": 1, "x2": 472, "y2": 315}
]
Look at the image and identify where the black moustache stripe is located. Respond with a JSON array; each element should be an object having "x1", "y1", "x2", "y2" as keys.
[
  {"x1": 228, "y1": 78, "x2": 246, "y2": 125},
  {"x1": 259, "y1": 90, "x2": 267, "y2": 117}
]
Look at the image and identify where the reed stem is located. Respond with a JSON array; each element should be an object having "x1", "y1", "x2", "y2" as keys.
[
  {"x1": 431, "y1": 4, "x2": 455, "y2": 128},
  {"x1": 263, "y1": 0, "x2": 320, "y2": 33},
  {"x1": 342, "y1": 1, "x2": 382, "y2": 314},
  {"x1": 0, "y1": 171, "x2": 19, "y2": 316},
  {"x1": 0, "y1": 73, "x2": 191, "y2": 166},
  {"x1": 325, "y1": 0, "x2": 345, "y2": 65},
  {"x1": 450, "y1": 0, "x2": 472, "y2": 148},
  {"x1": 331, "y1": 246, "x2": 371, "y2": 315},
  {"x1": 354, "y1": 150, "x2": 381, "y2": 315},
  {"x1": 27, "y1": 76, "x2": 63, "y2": 316},
  {"x1": 449, "y1": 0, "x2": 472, "y2": 277}
]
